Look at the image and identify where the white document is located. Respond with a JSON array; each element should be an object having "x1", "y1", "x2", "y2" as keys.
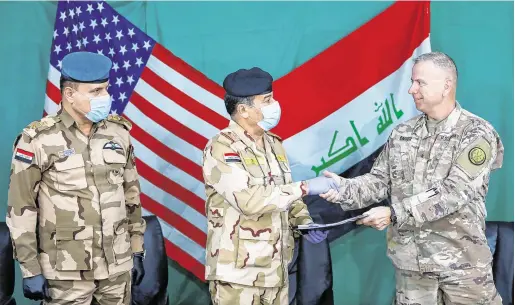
[{"x1": 295, "y1": 214, "x2": 367, "y2": 230}]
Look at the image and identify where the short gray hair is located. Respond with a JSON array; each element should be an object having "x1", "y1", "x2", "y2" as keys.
[{"x1": 414, "y1": 51, "x2": 458, "y2": 81}]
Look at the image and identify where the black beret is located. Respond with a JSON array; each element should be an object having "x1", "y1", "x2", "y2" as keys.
[
  {"x1": 61, "y1": 51, "x2": 112, "y2": 83},
  {"x1": 223, "y1": 67, "x2": 273, "y2": 97}
]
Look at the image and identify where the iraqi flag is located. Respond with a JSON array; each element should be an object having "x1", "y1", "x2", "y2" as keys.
[{"x1": 43, "y1": 0, "x2": 430, "y2": 299}]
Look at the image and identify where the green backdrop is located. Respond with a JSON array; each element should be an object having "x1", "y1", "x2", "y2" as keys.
[{"x1": 0, "y1": 2, "x2": 512, "y2": 304}]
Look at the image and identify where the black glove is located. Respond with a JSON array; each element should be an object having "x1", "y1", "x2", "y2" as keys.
[
  {"x1": 23, "y1": 274, "x2": 51, "y2": 301},
  {"x1": 132, "y1": 253, "x2": 145, "y2": 286}
]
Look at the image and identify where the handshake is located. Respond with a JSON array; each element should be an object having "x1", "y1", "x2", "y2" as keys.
[{"x1": 303, "y1": 171, "x2": 342, "y2": 203}]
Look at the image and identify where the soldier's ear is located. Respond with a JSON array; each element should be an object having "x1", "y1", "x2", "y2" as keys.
[{"x1": 238, "y1": 104, "x2": 250, "y2": 119}]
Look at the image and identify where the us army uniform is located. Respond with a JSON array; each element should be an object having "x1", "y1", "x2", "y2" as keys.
[
  {"x1": 332, "y1": 103, "x2": 503, "y2": 304},
  {"x1": 7, "y1": 109, "x2": 146, "y2": 304},
  {"x1": 203, "y1": 120, "x2": 313, "y2": 305}
]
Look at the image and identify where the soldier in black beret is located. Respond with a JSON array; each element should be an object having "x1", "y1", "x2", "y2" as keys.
[{"x1": 202, "y1": 67, "x2": 330, "y2": 305}]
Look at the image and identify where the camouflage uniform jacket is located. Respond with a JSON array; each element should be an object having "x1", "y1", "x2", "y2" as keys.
[
  {"x1": 202, "y1": 120, "x2": 313, "y2": 288},
  {"x1": 335, "y1": 103, "x2": 504, "y2": 273},
  {"x1": 6, "y1": 109, "x2": 146, "y2": 280}
]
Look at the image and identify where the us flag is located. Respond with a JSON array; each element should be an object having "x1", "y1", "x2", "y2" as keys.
[{"x1": 45, "y1": 0, "x2": 224, "y2": 280}]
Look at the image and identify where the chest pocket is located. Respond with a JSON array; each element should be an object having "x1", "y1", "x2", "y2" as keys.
[
  {"x1": 54, "y1": 154, "x2": 87, "y2": 191},
  {"x1": 238, "y1": 148, "x2": 267, "y2": 184},
  {"x1": 102, "y1": 143, "x2": 126, "y2": 185}
]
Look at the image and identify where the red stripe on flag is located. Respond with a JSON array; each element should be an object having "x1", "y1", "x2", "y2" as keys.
[
  {"x1": 141, "y1": 193, "x2": 206, "y2": 247},
  {"x1": 165, "y1": 239, "x2": 206, "y2": 282},
  {"x1": 141, "y1": 68, "x2": 228, "y2": 130},
  {"x1": 272, "y1": 1, "x2": 430, "y2": 139},
  {"x1": 134, "y1": 159, "x2": 206, "y2": 215},
  {"x1": 17, "y1": 149, "x2": 34, "y2": 157},
  {"x1": 126, "y1": 117, "x2": 204, "y2": 182},
  {"x1": 46, "y1": 80, "x2": 61, "y2": 104},
  {"x1": 129, "y1": 92, "x2": 208, "y2": 150},
  {"x1": 152, "y1": 43, "x2": 225, "y2": 99}
]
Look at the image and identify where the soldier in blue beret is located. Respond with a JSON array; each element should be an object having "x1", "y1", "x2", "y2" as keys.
[
  {"x1": 7, "y1": 51, "x2": 146, "y2": 304},
  {"x1": 203, "y1": 67, "x2": 331, "y2": 305}
]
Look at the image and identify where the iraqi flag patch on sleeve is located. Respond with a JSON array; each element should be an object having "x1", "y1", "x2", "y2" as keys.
[
  {"x1": 15, "y1": 149, "x2": 34, "y2": 164},
  {"x1": 224, "y1": 153, "x2": 241, "y2": 163}
]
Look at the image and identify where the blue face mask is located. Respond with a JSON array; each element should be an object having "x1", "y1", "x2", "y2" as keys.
[
  {"x1": 257, "y1": 101, "x2": 281, "y2": 131},
  {"x1": 73, "y1": 91, "x2": 112, "y2": 123}
]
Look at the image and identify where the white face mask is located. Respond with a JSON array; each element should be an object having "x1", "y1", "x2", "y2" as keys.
[
  {"x1": 72, "y1": 90, "x2": 112, "y2": 123},
  {"x1": 257, "y1": 101, "x2": 281, "y2": 131}
]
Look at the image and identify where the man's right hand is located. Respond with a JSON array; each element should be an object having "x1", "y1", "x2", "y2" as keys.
[
  {"x1": 23, "y1": 274, "x2": 51, "y2": 301},
  {"x1": 305, "y1": 171, "x2": 340, "y2": 195},
  {"x1": 319, "y1": 171, "x2": 344, "y2": 203}
]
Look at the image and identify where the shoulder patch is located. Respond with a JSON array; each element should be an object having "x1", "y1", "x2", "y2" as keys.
[
  {"x1": 456, "y1": 136, "x2": 492, "y2": 179},
  {"x1": 218, "y1": 132, "x2": 237, "y2": 145},
  {"x1": 107, "y1": 114, "x2": 132, "y2": 131},
  {"x1": 22, "y1": 116, "x2": 59, "y2": 138}
]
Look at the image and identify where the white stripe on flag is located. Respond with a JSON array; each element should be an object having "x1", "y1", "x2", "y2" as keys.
[
  {"x1": 48, "y1": 65, "x2": 61, "y2": 89},
  {"x1": 134, "y1": 79, "x2": 220, "y2": 139},
  {"x1": 147, "y1": 55, "x2": 229, "y2": 119},
  {"x1": 139, "y1": 176, "x2": 207, "y2": 233},
  {"x1": 283, "y1": 38, "x2": 431, "y2": 181},
  {"x1": 44, "y1": 95, "x2": 60, "y2": 115},
  {"x1": 124, "y1": 103, "x2": 203, "y2": 165},
  {"x1": 131, "y1": 138, "x2": 206, "y2": 200},
  {"x1": 142, "y1": 208, "x2": 205, "y2": 264}
]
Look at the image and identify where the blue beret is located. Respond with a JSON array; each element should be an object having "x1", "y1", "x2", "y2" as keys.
[
  {"x1": 223, "y1": 67, "x2": 273, "y2": 97},
  {"x1": 61, "y1": 51, "x2": 112, "y2": 83}
]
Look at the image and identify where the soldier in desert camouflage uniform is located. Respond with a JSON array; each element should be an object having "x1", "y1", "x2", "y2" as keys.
[
  {"x1": 6, "y1": 51, "x2": 146, "y2": 305},
  {"x1": 202, "y1": 67, "x2": 330, "y2": 305},
  {"x1": 310, "y1": 52, "x2": 504, "y2": 304}
]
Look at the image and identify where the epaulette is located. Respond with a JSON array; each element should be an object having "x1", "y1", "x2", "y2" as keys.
[
  {"x1": 107, "y1": 114, "x2": 132, "y2": 131},
  {"x1": 22, "y1": 115, "x2": 60, "y2": 139},
  {"x1": 266, "y1": 131, "x2": 283, "y2": 142},
  {"x1": 217, "y1": 131, "x2": 238, "y2": 146}
]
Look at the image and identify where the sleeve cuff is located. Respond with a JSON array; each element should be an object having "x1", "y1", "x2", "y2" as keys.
[
  {"x1": 391, "y1": 201, "x2": 410, "y2": 227},
  {"x1": 20, "y1": 259, "x2": 42, "y2": 278}
]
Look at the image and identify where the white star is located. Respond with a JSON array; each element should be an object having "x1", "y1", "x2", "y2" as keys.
[
  {"x1": 112, "y1": 62, "x2": 119, "y2": 72},
  {"x1": 110, "y1": 109, "x2": 118, "y2": 115},
  {"x1": 119, "y1": 45, "x2": 127, "y2": 56},
  {"x1": 63, "y1": 27, "x2": 69, "y2": 37},
  {"x1": 53, "y1": 30, "x2": 58, "y2": 39},
  {"x1": 97, "y1": 49, "x2": 104, "y2": 55},
  {"x1": 123, "y1": 60, "x2": 131, "y2": 70},
  {"x1": 135, "y1": 57, "x2": 143, "y2": 67},
  {"x1": 126, "y1": 75, "x2": 135, "y2": 86},
  {"x1": 115, "y1": 77, "x2": 124, "y2": 87},
  {"x1": 75, "y1": 6, "x2": 82, "y2": 16},
  {"x1": 66, "y1": 42, "x2": 72, "y2": 52},
  {"x1": 59, "y1": 12, "x2": 67, "y2": 22},
  {"x1": 86, "y1": 4, "x2": 94, "y2": 14},
  {"x1": 116, "y1": 30, "x2": 124, "y2": 40},
  {"x1": 72, "y1": 24, "x2": 78, "y2": 34},
  {"x1": 93, "y1": 34, "x2": 101, "y2": 44},
  {"x1": 97, "y1": 2, "x2": 104, "y2": 13},
  {"x1": 89, "y1": 19, "x2": 98, "y2": 30},
  {"x1": 76, "y1": 40, "x2": 82, "y2": 49},
  {"x1": 105, "y1": 33, "x2": 112, "y2": 42},
  {"x1": 131, "y1": 43, "x2": 139, "y2": 52},
  {"x1": 78, "y1": 22, "x2": 85, "y2": 31},
  {"x1": 101, "y1": 18, "x2": 108, "y2": 27},
  {"x1": 119, "y1": 92, "x2": 127, "y2": 102},
  {"x1": 82, "y1": 37, "x2": 89, "y2": 47},
  {"x1": 54, "y1": 44, "x2": 62, "y2": 55},
  {"x1": 143, "y1": 40, "x2": 151, "y2": 51},
  {"x1": 112, "y1": 15, "x2": 120, "y2": 26},
  {"x1": 128, "y1": 28, "x2": 135, "y2": 38},
  {"x1": 109, "y1": 48, "x2": 116, "y2": 57},
  {"x1": 68, "y1": 9, "x2": 75, "y2": 19},
  {"x1": 57, "y1": 60, "x2": 63, "y2": 69}
]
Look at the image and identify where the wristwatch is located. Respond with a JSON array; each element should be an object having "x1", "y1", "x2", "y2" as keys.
[{"x1": 389, "y1": 205, "x2": 397, "y2": 225}]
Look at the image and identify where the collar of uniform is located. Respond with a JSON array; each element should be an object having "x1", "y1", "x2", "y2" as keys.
[
  {"x1": 58, "y1": 107, "x2": 76, "y2": 129},
  {"x1": 228, "y1": 120, "x2": 260, "y2": 150},
  {"x1": 413, "y1": 102, "x2": 462, "y2": 138}
]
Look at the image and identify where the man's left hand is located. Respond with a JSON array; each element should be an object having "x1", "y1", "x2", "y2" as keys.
[
  {"x1": 357, "y1": 206, "x2": 391, "y2": 231},
  {"x1": 303, "y1": 229, "x2": 329, "y2": 244}
]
